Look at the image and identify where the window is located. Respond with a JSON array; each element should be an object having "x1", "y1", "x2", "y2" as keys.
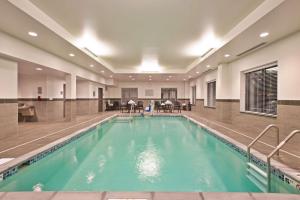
[
  {"x1": 161, "y1": 88, "x2": 177, "y2": 100},
  {"x1": 191, "y1": 86, "x2": 196, "y2": 105},
  {"x1": 207, "y1": 81, "x2": 216, "y2": 107},
  {"x1": 121, "y1": 88, "x2": 138, "y2": 102},
  {"x1": 245, "y1": 65, "x2": 278, "y2": 115}
]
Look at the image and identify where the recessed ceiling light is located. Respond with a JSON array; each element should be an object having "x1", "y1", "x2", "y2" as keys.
[
  {"x1": 206, "y1": 65, "x2": 210, "y2": 68},
  {"x1": 35, "y1": 67, "x2": 42, "y2": 71},
  {"x1": 90, "y1": 64, "x2": 94, "y2": 67},
  {"x1": 260, "y1": 32, "x2": 269, "y2": 38},
  {"x1": 196, "y1": 71, "x2": 199, "y2": 74},
  {"x1": 69, "y1": 53, "x2": 75, "y2": 57},
  {"x1": 224, "y1": 54, "x2": 230, "y2": 58},
  {"x1": 28, "y1": 31, "x2": 38, "y2": 37},
  {"x1": 101, "y1": 70, "x2": 104, "y2": 73}
]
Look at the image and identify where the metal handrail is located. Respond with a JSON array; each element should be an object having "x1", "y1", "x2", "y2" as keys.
[
  {"x1": 247, "y1": 124, "x2": 279, "y2": 162},
  {"x1": 266, "y1": 130, "x2": 300, "y2": 192}
]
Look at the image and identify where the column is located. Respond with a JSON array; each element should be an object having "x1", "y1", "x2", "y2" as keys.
[{"x1": 0, "y1": 57, "x2": 18, "y2": 139}]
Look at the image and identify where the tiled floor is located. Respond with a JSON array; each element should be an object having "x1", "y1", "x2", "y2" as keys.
[
  {"x1": 0, "y1": 111, "x2": 299, "y2": 170},
  {"x1": 0, "y1": 112, "x2": 117, "y2": 158},
  {"x1": 0, "y1": 111, "x2": 300, "y2": 199},
  {"x1": 183, "y1": 112, "x2": 300, "y2": 170},
  {"x1": 0, "y1": 192, "x2": 299, "y2": 200}
]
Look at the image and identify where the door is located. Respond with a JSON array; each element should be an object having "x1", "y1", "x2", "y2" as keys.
[
  {"x1": 98, "y1": 88, "x2": 103, "y2": 112},
  {"x1": 63, "y1": 84, "x2": 66, "y2": 118}
]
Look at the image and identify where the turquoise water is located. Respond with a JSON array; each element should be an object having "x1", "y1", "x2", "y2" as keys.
[{"x1": 0, "y1": 117, "x2": 297, "y2": 192}]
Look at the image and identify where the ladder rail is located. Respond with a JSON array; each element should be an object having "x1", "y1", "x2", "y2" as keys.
[
  {"x1": 247, "y1": 124, "x2": 279, "y2": 162},
  {"x1": 266, "y1": 130, "x2": 300, "y2": 192}
]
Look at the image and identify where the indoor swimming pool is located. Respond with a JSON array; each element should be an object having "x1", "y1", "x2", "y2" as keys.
[{"x1": 0, "y1": 116, "x2": 298, "y2": 193}]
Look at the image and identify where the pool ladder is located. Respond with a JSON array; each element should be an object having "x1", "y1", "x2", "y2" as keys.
[{"x1": 246, "y1": 125, "x2": 300, "y2": 192}]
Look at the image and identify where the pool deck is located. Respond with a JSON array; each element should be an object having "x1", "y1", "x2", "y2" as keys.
[
  {"x1": 0, "y1": 192, "x2": 299, "y2": 200},
  {"x1": 0, "y1": 111, "x2": 300, "y2": 199}
]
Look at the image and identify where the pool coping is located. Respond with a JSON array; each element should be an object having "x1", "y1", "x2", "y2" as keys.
[{"x1": 0, "y1": 113, "x2": 299, "y2": 193}]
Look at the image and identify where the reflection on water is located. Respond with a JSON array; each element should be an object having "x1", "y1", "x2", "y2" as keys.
[
  {"x1": 136, "y1": 138, "x2": 162, "y2": 183},
  {"x1": 86, "y1": 171, "x2": 95, "y2": 184},
  {"x1": 98, "y1": 155, "x2": 106, "y2": 173},
  {"x1": 32, "y1": 183, "x2": 43, "y2": 192}
]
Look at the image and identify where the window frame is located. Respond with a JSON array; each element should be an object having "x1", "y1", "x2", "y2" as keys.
[
  {"x1": 244, "y1": 64, "x2": 278, "y2": 116},
  {"x1": 161, "y1": 88, "x2": 177, "y2": 101}
]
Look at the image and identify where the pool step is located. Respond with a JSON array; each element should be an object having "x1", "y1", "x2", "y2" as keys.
[{"x1": 246, "y1": 162, "x2": 267, "y2": 192}]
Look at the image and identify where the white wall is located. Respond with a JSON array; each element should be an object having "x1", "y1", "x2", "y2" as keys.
[
  {"x1": 0, "y1": 31, "x2": 114, "y2": 87},
  {"x1": 77, "y1": 80, "x2": 107, "y2": 99},
  {"x1": 229, "y1": 31, "x2": 300, "y2": 100},
  {"x1": 190, "y1": 30, "x2": 300, "y2": 102},
  {"x1": 0, "y1": 57, "x2": 18, "y2": 98},
  {"x1": 107, "y1": 81, "x2": 188, "y2": 99},
  {"x1": 18, "y1": 73, "x2": 65, "y2": 99}
]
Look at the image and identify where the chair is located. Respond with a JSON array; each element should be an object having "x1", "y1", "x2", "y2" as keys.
[
  {"x1": 136, "y1": 101, "x2": 144, "y2": 113},
  {"x1": 154, "y1": 101, "x2": 162, "y2": 112},
  {"x1": 120, "y1": 102, "x2": 128, "y2": 113},
  {"x1": 173, "y1": 101, "x2": 182, "y2": 113},
  {"x1": 105, "y1": 101, "x2": 114, "y2": 111},
  {"x1": 113, "y1": 101, "x2": 120, "y2": 110}
]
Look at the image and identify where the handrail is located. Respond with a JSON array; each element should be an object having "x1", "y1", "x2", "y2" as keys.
[
  {"x1": 266, "y1": 130, "x2": 300, "y2": 192},
  {"x1": 247, "y1": 124, "x2": 279, "y2": 162}
]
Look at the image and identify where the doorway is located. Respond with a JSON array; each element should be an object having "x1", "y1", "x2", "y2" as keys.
[{"x1": 98, "y1": 88, "x2": 103, "y2": 112}]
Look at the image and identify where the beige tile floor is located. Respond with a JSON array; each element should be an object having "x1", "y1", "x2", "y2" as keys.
[
  {"x1": 0, "y1": 111, "x2": 300, "y2": 199},
  {"x1": 0, "y1": 111, "x2": 299, "y2": 169}
]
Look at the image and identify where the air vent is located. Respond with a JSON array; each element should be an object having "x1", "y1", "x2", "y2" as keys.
[
  {"x1": 84, "y1": 48, "x2": 98, "y2": 57},
  {"x1": 236, "y1": 42, "x2": 267, "y2": 57},
  {"x1": 201, "y1": 48, "x2": 214, "y2": 58}
]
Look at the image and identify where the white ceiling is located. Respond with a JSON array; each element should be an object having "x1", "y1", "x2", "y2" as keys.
[{"x1": 0, "y1": 0, "x2": 299, "y2": 82}]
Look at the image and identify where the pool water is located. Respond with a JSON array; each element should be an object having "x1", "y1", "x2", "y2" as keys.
[{"x1": 0, "y1": 116, "x2": 297, "y2": 192}]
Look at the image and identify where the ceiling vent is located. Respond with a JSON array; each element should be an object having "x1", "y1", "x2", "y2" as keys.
[
  {"x1": 84, "y1": 47, "x2": 98, "y2": 58},
  {"x1": 236, "y1": 42, "x2": 267, "y2": 57},
  {"x1": 201, "y1": 48, "x2": 214, "y2": 58}
]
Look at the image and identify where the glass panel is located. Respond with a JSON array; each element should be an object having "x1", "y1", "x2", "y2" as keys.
[
  {"x1": 207, "y1": 81, "x2": 216, "y2": 107},
  {"x1": 245, "y1": 66, "x2": 277, "y2": 115}
]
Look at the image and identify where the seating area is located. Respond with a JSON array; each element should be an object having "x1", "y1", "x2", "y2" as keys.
[{"x1": 107, "y1": 99, "x2": 190, "y2": 113}]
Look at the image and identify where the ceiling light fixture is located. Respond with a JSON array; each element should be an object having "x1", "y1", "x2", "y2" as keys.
[
  {"x1": 90, "y1": 64, "x2": 94, "y2": 67},
  {"x1": 28, "y1": 31, "x2": 38, "y2": 37},
  {"x1": 69, "y1": 53, "x2": 75, "y2": 57},
  {"x1": 35, "y1": 67, "x2": 42, "y2": 71},
  {"x1": 224, "y1": 54, "x2": 230, "y2": 58},
  {"x1": 196, "y1": 71, "x2": 199, "y2": 74},
  {"x1": 206, "y1": 65, "x2": 210, "y2": 68},
  {"x1": 260, "y1": 32, "x2": 269, "y2": 38},
  {"x1": 139, "y1": 55, "x2": 161, "y2": 72}
]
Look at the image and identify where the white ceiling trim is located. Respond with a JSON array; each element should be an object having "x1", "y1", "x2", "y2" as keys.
[
  {"x1": 185, "y1": 0, "x2": 286, "y2": 73},
  {"x1": 8, "y1": 0, "x2": 115, "y2": 72}
]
